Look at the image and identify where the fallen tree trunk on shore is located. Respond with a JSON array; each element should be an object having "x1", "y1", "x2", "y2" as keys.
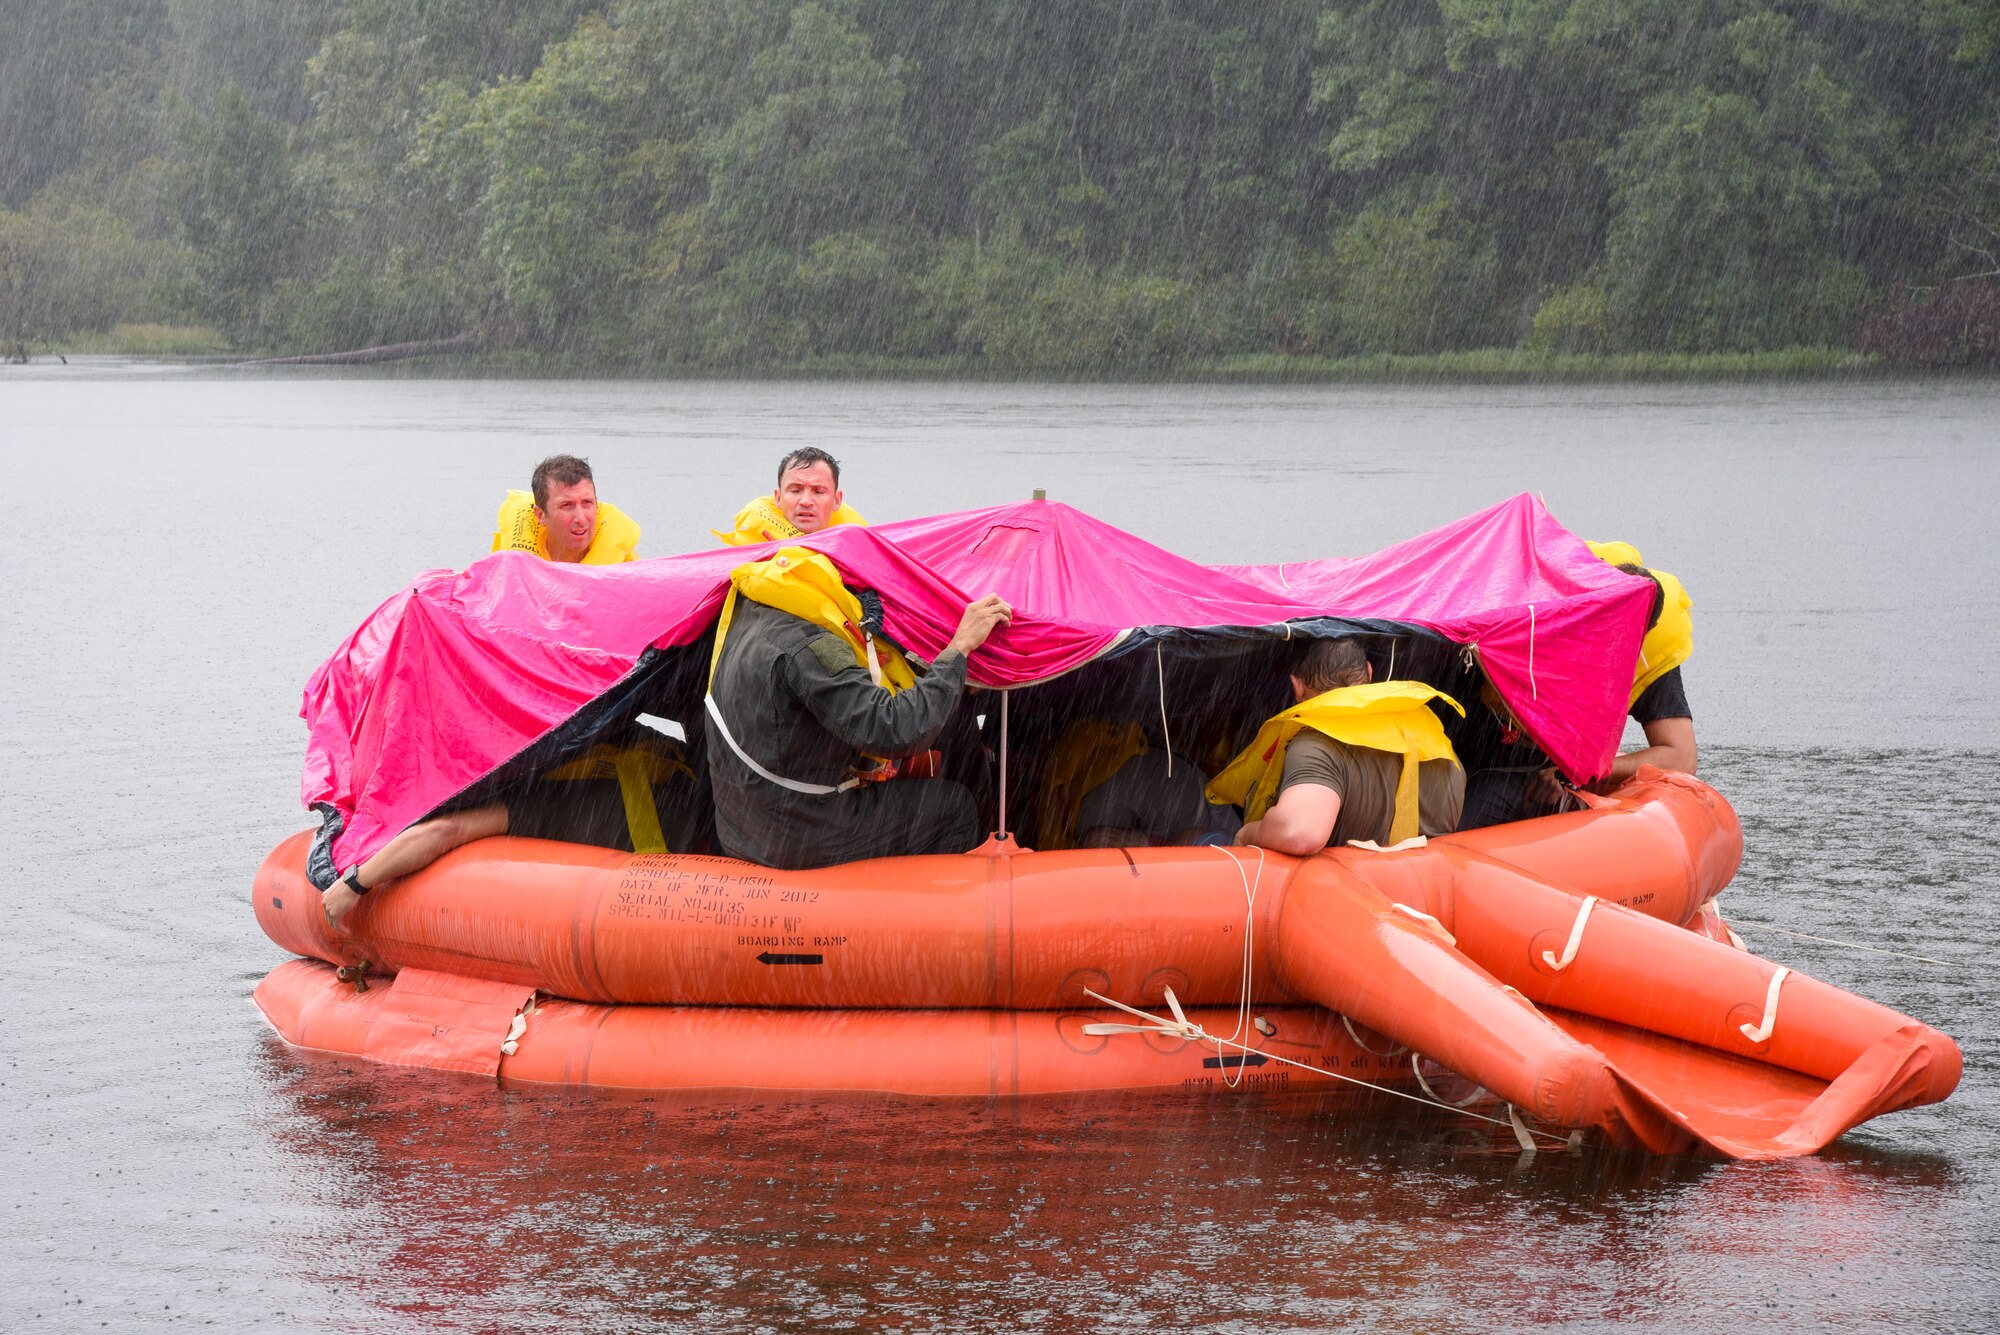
[{"x1": 239, "y1": 331, "x2": 482, "y2": 366}]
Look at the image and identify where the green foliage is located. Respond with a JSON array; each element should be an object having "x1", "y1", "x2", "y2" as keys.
[
  {"x1": 2, "y1": 0, "x2": 1994, "y2": 366},
  {"x1": 1530, "y1": 285, "x2": 1611, "y2": 353},
  {"x1": 169, "y1": 85, "x2": 300, "y2": 328},
  {"x1": 1326, "y1": 187, "x2": 1499, "y2": 353},
  {"x1": 1595, "y1": 40, "x2": 1885, "y2": 352},
  {"x1": 0, "y1": 199, "x2": 184, "y2": 338},
  {"x1": 704, "y1": 3, "x2": 912, "y2": 259}
]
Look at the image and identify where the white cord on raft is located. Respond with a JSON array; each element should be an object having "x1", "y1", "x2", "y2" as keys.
[
  {"x1": 1527, "y1": 602, "x2": 1538, "y2": 702},
  {"x1": 1080, "y1": 986, "x2": 1572, "y2": 1146},
  {"x1": 1540, "y1": 896, "x2": 1599, "y2": 972},
  {"x1": 1156, "y1": 644, "x2": 1173, "y2": 778},
  {"x1": 1739, "y1": 966, "x2": 1791, "y2": 1044},
  {"x1": 1724, "y1": 919, "x2": 1971, "y2": 970}
]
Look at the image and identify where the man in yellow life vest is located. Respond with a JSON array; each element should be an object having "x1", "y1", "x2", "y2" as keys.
[
  {"x1": 1583, "y1": 545, "x2": 1696, "y2": 786},
  {"x1": 704, "y1": 548, "x2": 1011, "y2": 869},
  {"x1": 714, "y1": 447, "x2": 867, "y2": 546},
  {"x1": 1215, "y1": 639, "x2": 1465, "y2": 856},
  {"x1": 1032, "y1": 719, "x2": 1242, "y2": 850},
  {"x1": 1458, "y1": 542, "x2": 1695, "y2": 828},
  {"x1": 492, "y1": 454, "x2": 642, "y2": 564}
]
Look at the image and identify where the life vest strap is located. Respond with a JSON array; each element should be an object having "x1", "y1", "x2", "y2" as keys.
[{"x1": 703, "y1": 694, "x2": 860, "y2": 797}]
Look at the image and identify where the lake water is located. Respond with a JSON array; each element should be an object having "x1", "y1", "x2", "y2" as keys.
[{"x1": 3, "y1": 369, "x2": 1996, "y2": 1331}]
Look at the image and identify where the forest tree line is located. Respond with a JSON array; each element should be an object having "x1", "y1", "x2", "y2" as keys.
[{"x1": 2, "y1": 0, "x2": 1997, "y2": 368}]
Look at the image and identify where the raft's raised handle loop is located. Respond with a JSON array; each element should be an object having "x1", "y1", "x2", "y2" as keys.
[
  {"x1": 1540, "y1": 896, "x2": 1599, "y2": 972},
  {"x1": 1739, "y1": 966, "x2": 1791, "y2": 1044}
]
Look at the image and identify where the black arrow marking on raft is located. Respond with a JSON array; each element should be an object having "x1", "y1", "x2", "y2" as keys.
[
  {"x1": 757, "y1": 951, "x2": 824, "y2": 966},
  {"x1": 1203, "y1": 1054, "x2": 1268, "y2": 1069}
]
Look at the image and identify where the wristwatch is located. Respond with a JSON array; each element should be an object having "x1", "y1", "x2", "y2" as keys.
[{"x1": 340, "y1": 866, "x2": 370, "y2": 896}]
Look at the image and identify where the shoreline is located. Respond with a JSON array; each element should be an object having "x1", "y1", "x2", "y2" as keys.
[{"x1": 16, "y1": 328, "x2": 1998, "y2": 382}]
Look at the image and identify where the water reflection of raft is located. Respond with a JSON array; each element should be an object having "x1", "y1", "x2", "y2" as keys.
[{"x1": 252, "y1": 771, "x2": 1960, "y2": 1159}]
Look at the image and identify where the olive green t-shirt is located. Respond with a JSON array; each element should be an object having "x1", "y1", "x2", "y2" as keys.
[{"x1": 1276, "y1": 733, "x2": 1466, "y2": 847}]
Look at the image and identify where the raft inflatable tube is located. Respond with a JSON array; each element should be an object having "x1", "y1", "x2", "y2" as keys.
[
  {"x1": 256, "y1": 959, "x2": 1427, "y2": 1101},
  {"x1": 253, "y1": 771, "x2": 1961, "y2": 1158}
]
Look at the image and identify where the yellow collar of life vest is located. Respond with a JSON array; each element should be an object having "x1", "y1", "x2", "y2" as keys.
[
  {"x1": 706, "y1": 547, "x2": 917, "y2": 695},
  {"x1": 1034, "y1": 720, "x2": 1147, "y2": 851},
  {"x1": 1587, "y1": 540, "x2": 1693, "y2": 704},
  {"x1": 713, "y1": 495, "x2": 868, "y2": 547},
  {"x1": 492, "y1": 490, "x2": 642, "y2": 564},
  {"x1": 1206, "y1": 681, "x2": 1464, "y2": 845}
]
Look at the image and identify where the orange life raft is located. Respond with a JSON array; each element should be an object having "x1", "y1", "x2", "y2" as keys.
[{"x1": 252, "y1": 770, "x2": 1961, "y2": 1158}]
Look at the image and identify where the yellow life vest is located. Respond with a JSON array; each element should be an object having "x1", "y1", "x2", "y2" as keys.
[
  {"x1": 1587, "y1": 540, "x2": 1693, "y2": 705},
  {"x1": 492, "y1": 490, "x2": 642, "y2": 564},
  {"x1": 706, "y1": 548, "x2": 916, "y2": 694},
  {"x1": 1033, "y1": 720, "x2": 1147, "y2": 851},
  {"x1": 704, "y1": 548, "x2": 918, "y2": 793},
  {"x1": 713, "y1": 494, "x2": 868, "y2": 547},
  {"x1": 541, "y1": 741, "x2": 696, "y2": 855},
  {"x1": 1206, "y1": 681, "x2": 1464, "y2": 846}
]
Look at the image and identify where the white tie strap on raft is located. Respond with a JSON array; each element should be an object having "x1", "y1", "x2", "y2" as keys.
[
  {"x1": 1739, "y1": 966, "x2": 1791, "y2": 1044},
  {"x1": 1081, "y1": 985, "x2": 1208, "y2": 1041},
  {"x1": 1079, "y1": 987, "x2": 1575, "y2": 1148},
  {"x1": 1389, "y1": 902, "x2": 1456, "y2": 948},
  {"x1": 1541, "y1": 896, "x2": 1600, "y2": 972},
  {"x1": 704, "y1": 694, "x2": 862, "y2": 796},
  {"x1": 499, "y1": 995, "x2": 538, "y2": 1057},
  {"x1": 1412, "y1": 1052, "x2": 1488, "y2": 1109},
  {"x1": 1342, "y1": 1014, "x2": 1407, "y2": 1057}
]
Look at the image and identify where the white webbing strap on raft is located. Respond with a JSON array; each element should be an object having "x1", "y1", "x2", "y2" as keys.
[
  {"x1": 703, "y1": 694, "x2": 861, "y2": 796},
  {"x1": 1389, "y1": 902, "x2": 1457, "y2": 948},
  {"x1": 1081, "y1": 984, "x2": 1207, "y2": 1041},
  {"x1": 1342, "y1": 1014, "x2": 1407, "y2": 1058},
  {"x1": 1739, "y1": 966, "x2": 1791, "y2": 1044},
  {"x1": 1507, "y1": 1104, "x2": 1540, "y2": 1153},
  {"x1": 1540, "y1": 895, "x2": 1600, "y2": 972},
  {"x1": 499, "y1": 995, "x2": 538, "y2": 1057},
  {"x1": 1411, "y1": 1052, "x2": 1489, "y2": 1109}
]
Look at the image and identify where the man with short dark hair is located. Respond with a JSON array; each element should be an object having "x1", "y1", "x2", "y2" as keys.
[
  {"x1": 1213, "y1": 639, "x2": 1465, "y2": 856},
  {"x1": 715, "y1": 448, "x2": 867, "y2": 545},
  {"x1": 493, "y1": 453, "x2": 641, "y2": 563}
]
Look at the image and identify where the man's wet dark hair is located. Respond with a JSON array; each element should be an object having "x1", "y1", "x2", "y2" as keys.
[
  {"x1": 1293, "y1": 637, "x2": 1371, "y2": 693},
  {"x1": 1618, "y1": 563, "x2": 1668, "y2": 631},
  {"x1": 531, "y1": 454, "x2": 594, "y2": 509},
  {"x1": 777, "y1": 447, "x2": 841, "y2": 487}
]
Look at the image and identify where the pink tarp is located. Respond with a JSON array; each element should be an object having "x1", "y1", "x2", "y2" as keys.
[{"x1": 301, "y1": 494, "x2": 1651, "y2": 871}]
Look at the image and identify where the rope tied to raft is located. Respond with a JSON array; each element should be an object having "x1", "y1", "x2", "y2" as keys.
[
  {"x1": 1074, "y1": 844, "x2": 1266, "y2": 1090},
  {"x1": 1078, "y1": 845, "x2": 1572, "y2": 1149},
  {"x1": 1078, "y1": 985, "x2": 1575, "y2": 1149},
  {"x1": 1724, "y1": 919, "x2": 1978, "y2": 971}
]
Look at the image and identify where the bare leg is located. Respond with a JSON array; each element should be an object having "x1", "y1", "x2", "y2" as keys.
[{"x1": 322, "y1": 803, "x2": 509, "y2": 924}]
